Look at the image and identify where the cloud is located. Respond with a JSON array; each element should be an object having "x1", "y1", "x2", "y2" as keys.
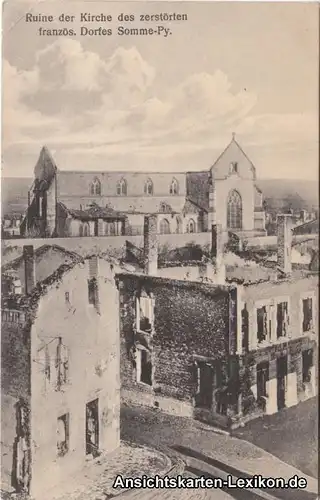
[
  {"x1": 2, "y1": 40, "x2": 318, "y2": 177},
  {"x1": 2, "y1": 60, "x2": 62, "y2": 145},
  {"x1": 237, "y1": 113, "x2": 318, "y2": 147}
]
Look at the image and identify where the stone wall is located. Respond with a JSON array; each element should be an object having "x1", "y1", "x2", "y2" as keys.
[
  {"x1": 1, "y1": 312, "x2": 31, "y2": 491},
  {"x1": 28, "y1": 259, "x2": 119, "y2": 499},
  {"x1": 117, "y1": 274, "x2": 232, "y2": 410},
  {"x1": 238, "y1": 274, "x2": 318, "y2": 422},
  {"x1": 2, "y1": 232, "x2": 212, "y2": 259}
]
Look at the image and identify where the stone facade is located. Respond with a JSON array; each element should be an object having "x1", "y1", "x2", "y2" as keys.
[
  {"x1": 238, "y1": 274, "x2": 318, "y2": 422},
  {"x1": 116, "y1": 273, "x2": 236, "y2": 422},
  {"x1": 116, "y1": 267, "x2": 318, "y2": 429},
  {"x1": 1, "y1": 252, "x2": 120, "y2": 499},
  {"x1": 23, "y1": 136, "x2": 266, "y2": 239}
]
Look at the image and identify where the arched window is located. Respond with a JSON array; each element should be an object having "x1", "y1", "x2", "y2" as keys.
[
  {"x1": 169, "y1": 178, "x2": 179, "y2": 195},
  {"x1": 227, "y1": 190, "x2": 242, "y2": 229},
  {"x1": 144, "y1": 179, "x2": 153, "y2": 196},
  {"x1": 176, "y1": 216, "x2": 183, "y2": 234},
  {"x1": 104, "y1": 222, "x2": 116, "y2": 236},
  {"x1": 79, "y1": 222, "x2": 90, "y2": 237},
  {"x1": 159, "y1": 202, "x2": 171, "y2": 213},
  {"x1": 90, "y1": 178, "x2": 101, "y2": 196},
  {"x1": 187, "y1": 219, "x2": 196, "y2": 233},
  {"x1": 159, "y1": 218, "x2": 170, "y2": 234},
  {"x1": 116, "y1": 179, "x2": 127, "y2": 196}
]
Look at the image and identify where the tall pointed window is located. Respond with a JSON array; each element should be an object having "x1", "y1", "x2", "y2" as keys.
[
  {"x1": 90, "y1": 178, "x2": 101, "y2": 196},
  {"x1": 160, "y1": 218, "x2": 170, "y2": 234},
  {"x1": 144, "y1": 179, "x2": 153, "y2": 195},
  {"x1": 169, "y1": 178, "x2": 179, "y2": 195},
  {"x1": 116, "y1": 178, "x2": 127, "y2": 196},
  {"x1": 227, "y1": 190, "x2": 242, "y2": 229},
  {"x1": 79, "y1": 222, "x2": 90, "y2": 237}
]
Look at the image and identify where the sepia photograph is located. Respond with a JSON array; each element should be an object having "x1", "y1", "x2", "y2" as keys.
[{"x1": 1, "y1": 1, "x2": 319, "y2": 499}]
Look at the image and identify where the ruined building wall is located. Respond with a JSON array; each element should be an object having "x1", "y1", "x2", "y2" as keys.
[
  {"x1": 29, "y1": 258, "x2": 120, "y2": 499},
  {"x1": 1, "y1": 309, "x2": 31, "y2": 491},
  {"x1": 239, "y1": 275, "x2": 318, "y2": 420},
  {"x1": 118, "y1": 275, "x2": 232, "y2": 414}
]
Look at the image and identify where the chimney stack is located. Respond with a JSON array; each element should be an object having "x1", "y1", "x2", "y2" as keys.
[
  {"x1": 143, "y1": 215, "x2": 158, "y2": 275},
  {"x1": 23, "y1": 245, "x2": 36, "y2": 295},
  {"x1": 209, "y1": 224, "x2": 225, "y2": 284},
  {"x1": 277, "y1": 214, "x2": 292, "y2": 276}
]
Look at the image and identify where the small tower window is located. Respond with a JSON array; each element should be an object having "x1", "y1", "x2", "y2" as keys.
[{"x1": 229, "y1": 162, "x2": 238, "y2": 174}]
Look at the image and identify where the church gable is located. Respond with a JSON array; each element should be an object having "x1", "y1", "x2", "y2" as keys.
[{"x1": 210, "y1": 137, "x2": 256, "y2": 181}]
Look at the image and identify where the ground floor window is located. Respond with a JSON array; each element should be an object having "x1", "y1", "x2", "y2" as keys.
[
  {"x1": 86, "y1": 399, "x2": 99, "y2": 457},
  {"x1": 302, "y1": 349, "x2": 313, "y2": 384},
  {"x1": 276, "y1": 356, "x2": 287, "y2": 411},
  {"x1": 196, "y1": 361, "x2": 214, "y2": 409},
  {"x1": 302, "y1": 297, "x2": 313, "y2": 332},
  {"x1": 57, "y1": 413, "x2": 69, "y2": 457},
  {"x1": 256, "y1": 362, "x2": 269, "y2": 410},
  {"x1": 195, "y1": 360, "x2": 224, "y2": 411},
  {"x1": 136, "y1": 347, "x2": 152, "y2": 386}
]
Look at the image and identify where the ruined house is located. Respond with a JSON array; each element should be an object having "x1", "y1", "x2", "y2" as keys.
[
  {"x1": 116, "y1": 214, "x2": 318, "y2": 429},
  {"x1": 1, "y1": 246, "x2": 120, "y2": 499}
]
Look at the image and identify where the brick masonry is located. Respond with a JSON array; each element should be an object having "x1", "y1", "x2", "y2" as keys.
[{"x1": 117, "y1": 274, "x2": 233, "y2": 405}]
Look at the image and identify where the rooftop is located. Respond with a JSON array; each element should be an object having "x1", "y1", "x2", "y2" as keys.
[{"x1": 59, "y1": 202, "x2": 126, "y2": 220}]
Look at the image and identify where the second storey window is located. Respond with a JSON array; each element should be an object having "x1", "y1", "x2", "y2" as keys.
[
  {"x1": 276, "y1": 302, "x2": 289, "y2": 338},
  {"x1": 55, "y1": 338, "x2": 69, "y2": 391},
  {"x1": 116, "y1": 178, "x2": 127, "y2": 196},
  {"x1": 257, "y1": 306, "x2": 270, "y2": 344},
  {"x1": 302, "y1": 298, "x2": 313, "y2": 332}
]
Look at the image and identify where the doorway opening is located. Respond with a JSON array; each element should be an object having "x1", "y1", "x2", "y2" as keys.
[{"x1": 277, "y1": 356, "x2": 287, "y2": 410}]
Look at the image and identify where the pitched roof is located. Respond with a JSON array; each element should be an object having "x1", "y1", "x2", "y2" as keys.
[
  {"x1": 1, "y1": 244, "x2": 82, "y2": 275},
  {"x1": 210, "y1": 136, "x2": 256, "y2": 180},
  {"x1": 186, "y1": 171, "x2": 210, "y2": 211}
]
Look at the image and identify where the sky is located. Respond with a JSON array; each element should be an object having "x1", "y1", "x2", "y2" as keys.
[{"x1": 2, "y1": 1, "x2": 319, "y2": 180}]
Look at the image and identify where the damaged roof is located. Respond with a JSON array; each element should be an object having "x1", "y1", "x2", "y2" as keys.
[
  {"x1": 59, "y1": 202, "x2": 126, "y2": 220},
  {"x1": 1, "y1": 244, "x2": 82, "y2": 275}
]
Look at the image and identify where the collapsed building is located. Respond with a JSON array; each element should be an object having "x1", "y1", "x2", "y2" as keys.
[
  {"x1": 1, "y1": 247, "x2": 120, "y2": 498},
  {"x1": 116, "y1": 214, "x2": 318, "y2": 428}
]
